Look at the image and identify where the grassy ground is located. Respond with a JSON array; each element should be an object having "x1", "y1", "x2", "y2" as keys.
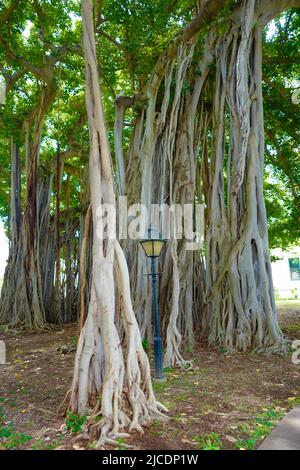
[
  {"x1": 277, "y1": 300, "x2": 300, "y2": 340},
  {"x1": 0, "y1": 301, "x2": 299, "y2": 451},
  {"x1": 277, "y1": 300, "x2": 300, "y2": 307}
]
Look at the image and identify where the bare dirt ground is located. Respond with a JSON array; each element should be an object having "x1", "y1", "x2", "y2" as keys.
[{"x1": 0, "y1": 302, "x2": 299, "y2": 451}]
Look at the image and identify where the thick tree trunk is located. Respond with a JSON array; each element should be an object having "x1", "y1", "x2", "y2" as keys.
[
  {"x1": 0, "y1": 87, "x2": 54, "y2": 329},
  {"x1": 70, "y1": 0, "x2": 166, "y2": 447},
  {"x1": 202, "y1": 0, "x2": 285, "y2": 352}
]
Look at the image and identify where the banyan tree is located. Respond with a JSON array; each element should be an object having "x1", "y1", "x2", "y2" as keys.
[
  {"x1": 116, "y1": 0, "x2": 299, "y2": 362},
  {"x1": 0, "y1": 0, "x2": 299, "y2": 444}
]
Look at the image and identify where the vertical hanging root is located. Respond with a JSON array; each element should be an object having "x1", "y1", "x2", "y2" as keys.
[
  {"x1": 78, "y1": 203, "x2": 92, "y2": 333},
  {"x1": 203, "y1": 3, "x2": 285, "y2": 353},
  {"x1": 164, "y1": 241, "x2": 193, "y2": 370},
  {"x1": 114, "y1": 240, "x2": 168, "y2": 425}
]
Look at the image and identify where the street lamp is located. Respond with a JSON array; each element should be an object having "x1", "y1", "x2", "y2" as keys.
[{"x1": 140, "y1": 226, "x2": 166, "y2": 381}]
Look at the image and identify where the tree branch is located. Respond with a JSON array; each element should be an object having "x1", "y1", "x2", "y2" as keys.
[
  {"x1": 0, "y1": 0, "x2": 20, "y2": 24},
  {"x1": 97, "y1": 29, "x2": 123, "y2": 50},
  {"x1": 256, "y1": 0, "x2": 300, "y2": 26},
  {"x1": 264, "y1": 55, "x2": 300, "y2": 65}
]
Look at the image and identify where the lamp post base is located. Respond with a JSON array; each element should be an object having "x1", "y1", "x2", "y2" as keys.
[
  {"x1": 153, "y1": 335, "x2": 164, "y2": 381},
  {"x1": 153, "y1": 375, "x2": 167, "y2": 383}
]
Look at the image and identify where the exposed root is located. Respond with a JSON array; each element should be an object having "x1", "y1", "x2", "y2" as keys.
[{"x1": 58, "y1": 388, "x2": 72, "y2": 416}]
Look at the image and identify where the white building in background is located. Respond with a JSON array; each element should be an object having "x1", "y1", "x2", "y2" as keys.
[{"x1": 271, "y1": 247, "x2": 300, "y2": 299}]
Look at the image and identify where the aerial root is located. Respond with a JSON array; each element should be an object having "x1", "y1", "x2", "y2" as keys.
[
  {"x1": 154, "y1": 401, "x2": 169, "y2": 414},
  {"x1": 180, "y1": 360, "x2": 193, "y2": 371},
  {"x1": 58, "y1": 388, "x2": 71, "y2": 416}
]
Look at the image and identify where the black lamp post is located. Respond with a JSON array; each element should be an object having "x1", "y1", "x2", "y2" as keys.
[{"x1": 140, "y1": 226, "x2": 166, "y2": 381}]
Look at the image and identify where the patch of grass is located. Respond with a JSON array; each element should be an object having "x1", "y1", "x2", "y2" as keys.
[
  {"x1": 149, "y1": 420, "x2": 165, "y2": 437},
  {"x1": 30, "y1": 434, "x2": 65, "y2": 450},
  {"x1": 30, "y1": 439, "x2": 53, "y2": 450},
  {"x1": 276, "y1": 300, "x2": 300, "y2": 307},
  {"x1": 152, "y1": 381, "x2": 168, "y2": 393},
  {"x1": 0, "y1": 406, "x2": 5, "y2": 425},
  {"x1": 2, "y1": 430, "x2": 32, "y2": 449},
  {"x1": 194, "y1": 432, "x2": 222, "y2": 450},
  {"x1": 172, "y1": 413, "x2": 183, "y2": 423},
  {"x1": 163, "y1": 366, "x2": 176, "y2": 373},
  {"x1": 287, "y1": 396, "x2": 300, "y2": 407},
  {"x1": 0, "y1": 407, "x2": 32, "y2": 449},
  {"x1": 65, "y1": 410, "x2": 87, "y2": 433},
  {"x1": 169, "y1": 376, "x2": 181, "y2": 385},
  {"x1": 177, "y1": 393, "x2": 188, "y2": 402},
  {"x1": 234, "y1": 407, "x2": 284, "y2": 450},
  {"x1": 161, "y1": 400, "x2": 173, "y2": 410},
  {"x1": 281, "y1": 322, "x2": 300, "y2": 338},
  {"x1": 235, "y1": 437, "x2": 257, "y2": 450}
]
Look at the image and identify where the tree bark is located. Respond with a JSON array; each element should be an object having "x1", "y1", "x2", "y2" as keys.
[
  {"x1": 70, "y1": 0, "x2": 166, "y2": 447},
  {"x1": 0, "y1": 86, "x2": 55, "y2": 329},
  {"x1": 202, "y1": 0, "x2": 285, "y2": 352}
]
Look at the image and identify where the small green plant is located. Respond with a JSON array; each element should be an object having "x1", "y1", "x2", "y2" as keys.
[
  {"x1": 235, "y1": 437, "x2": 256, "y2": 450},
  {"x1": 0, "y1": 411, "x2": 32, "y2": 450},
  {"x1": 142, "y1": 338, "x2": 149, "y2": 351},
  {"x1": 0, "y1": 406, "x2": 5, "y2": 426},
  {"x1": 65, "y1": 410, "x2": 87, "y2": 433},
  {"x1": 71, "y1": 335, "x2": 78, "y2": 348},
  {"x1": 3, "y1": 431, "x2": 33, "y2": 449},
  {"x1": 116, "y1": 437, "x2": 126, "y2": 450},
  {"x1": 0, "y1": 421, "x2": 14, "y2": 439},
  {"x1": 194, "y1": 432, "x2": 222, "y2": 450}
]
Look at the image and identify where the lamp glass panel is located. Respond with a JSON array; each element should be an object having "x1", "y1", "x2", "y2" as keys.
[
  {"x1": 141, "y1": 240, "x2": 154, "y2": 257},
  {"x1": 152, "y1": 240, "x2": 165, "y2": 257}
]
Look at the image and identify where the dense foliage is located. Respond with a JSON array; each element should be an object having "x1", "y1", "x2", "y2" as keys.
[{"x1": 0, "y1": 1, "x2": 299, "y2": 250}]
